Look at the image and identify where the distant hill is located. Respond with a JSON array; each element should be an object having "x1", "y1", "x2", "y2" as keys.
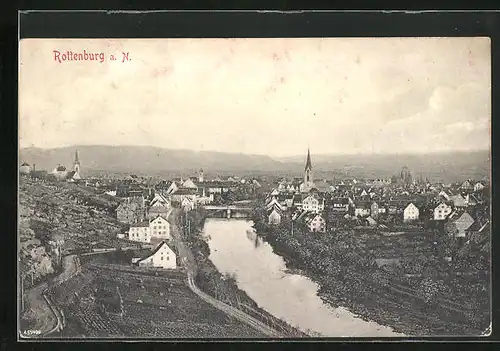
[{"x1": 19, "y1": 146, "x2": 490, "y2": 183}]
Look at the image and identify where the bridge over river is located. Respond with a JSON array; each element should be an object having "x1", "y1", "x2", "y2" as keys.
[{"x1": 203, "y1": 204, "x2": 254, "y2": 219}]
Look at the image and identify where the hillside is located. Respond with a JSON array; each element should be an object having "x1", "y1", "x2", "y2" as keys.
[{"x1": 19, "y1": 146, "x2": 490, "y2": 183}]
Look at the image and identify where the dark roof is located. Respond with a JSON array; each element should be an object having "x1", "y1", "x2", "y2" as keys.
[
  {"x1": 130, "y1": 221, "x2": 149, "y2": 228},
  {"x1": 267, "y1": 204, "x2": 283, "y2": 215},
  {"x1": 20, "y1": 161, "x2": 30, "y2": 166},
  {"x1": 137, "y1": 241, "x2": 171, "y2": 263},
  {"x1": 56, "y1": 165, "x2": 66, "y2": 171}
]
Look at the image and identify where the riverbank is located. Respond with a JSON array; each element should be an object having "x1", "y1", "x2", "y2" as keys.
[
  {"x1": 181, "y1": 209, "x2": 308, "y2": 337},
  {"x1": 252, "y1": 216, "x2": 488, "y2": 336}
]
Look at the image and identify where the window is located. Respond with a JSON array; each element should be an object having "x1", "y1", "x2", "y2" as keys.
[{"x1": 167, "y1": 256, "x2": 170, "y2": 260}]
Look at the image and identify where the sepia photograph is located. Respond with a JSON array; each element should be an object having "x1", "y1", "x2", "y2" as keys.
[{"x1": 18, "y1": 37, "x2": 491, "y2": 339}]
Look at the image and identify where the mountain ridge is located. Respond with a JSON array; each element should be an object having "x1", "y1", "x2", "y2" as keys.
[{"x1": 19, "y1": 145, "x2": 490, "y2": 183}]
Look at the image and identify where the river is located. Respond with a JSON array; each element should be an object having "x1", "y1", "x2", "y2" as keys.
[{"x1": 202, "y1": 218, "x2": 402, "y2": 337}]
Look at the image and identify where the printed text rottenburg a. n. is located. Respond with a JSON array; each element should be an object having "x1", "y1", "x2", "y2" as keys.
[{"x1": 53, "y1": 50, "x2": 131, "y2": 63}]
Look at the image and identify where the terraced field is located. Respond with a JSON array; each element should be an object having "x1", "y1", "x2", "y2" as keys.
[{"x1": 54, "y1": 262, "x2": 264, "y2": 338}]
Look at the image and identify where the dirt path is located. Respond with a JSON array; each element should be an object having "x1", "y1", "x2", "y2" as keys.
[{"x1": 20, "y1": 254, "x2": 81, "y2": 339}]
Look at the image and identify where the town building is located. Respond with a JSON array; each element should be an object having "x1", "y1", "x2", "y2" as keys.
[
  {"x1": 434, "y1": 202, "x2": 453, "y2": 221},
  {"x1": 181, "y1": 197, "x2": 195, "y2": 212},
  {"x1": 474, "y1": 182, "x2": 486, "y2": 192},
  {"x1": 370, "y1": 201, "x2": 380, "y2": 219},
  {"x1": 450, "y1": 194, "x2": 468, "y2": 208},
  {"x1": 301, "y1": 194, "x2": 325, "y2": 213},
  {"x1": 51, "y1": 165, "x2": 68, "y2": 180},
  {"x1": 136, "y1": 241, "x2": 177, "y2": 269},
  {"x1": 147, "y1": 192, "x2": 170, "y2": 219},
  {"x1": 449, "y1": 211, "x2": 475, "y2": 238},
  {"x1": 149, "y1": 215, "x2": 171, "y2": 239},
  {"x1": 268, "y1": 205, "x2": 282, "y2": 225},
  {"x1": 302, "y1": 212, "x2": 326, "y2": 233},
  {"x1": 128, "y1": 221, "x2": 151, "y2": 243},
  {"x1": 354, "y1": 201, "x2": 371, "y2": 217},
  {"x1": 403, "y1": 203, "x2": 420, "y2": 222},
  {"x1": 20, "y1": 161, "x2": 31, "y2": 175},
  {"x1": 116, "y1": 198, "x2": 146, "y2": 224}
]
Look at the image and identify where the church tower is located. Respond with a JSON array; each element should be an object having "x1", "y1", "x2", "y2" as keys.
[
  {"x1": 304, "y1": 148, "x2": 313, "y2": 186},
  {"x1": 198, "y1": 168, "x2": 204, "y2": 183},
  {"x1": 73, "y1": 150, "x2": 81, "y2": 173}
]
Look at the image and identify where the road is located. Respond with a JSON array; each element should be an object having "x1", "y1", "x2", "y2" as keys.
[
  {"x1": 20, "y1": 254, "x2": 81, "y2": 339},
  {"x1": 168, "y1": 208, "x2": 283, "y2": 338}
]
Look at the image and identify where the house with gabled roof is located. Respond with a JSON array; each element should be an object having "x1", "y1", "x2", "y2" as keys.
[
  {"x1": 403, "y1": 202, "x2": 420, "y2": 222},
  {"x1": 267, "y1": 204, "x2": 282, "y2": 225},
  {"x1": 474, "y1": 181, "x2": 486, "y2": 192},
  {"x1": 302, "y1": 194, "x2": 325, "y2": 213},
  {"x1": 266, "y1": 197, "x2": 283, "y2": 211},
  {"x1": 150, "y1": 215, "x2": 171, "y2": 239},
  {"x1": 460, "y1": 179, "x2": 473, "y2": 190},
  {"x1": 450, "y1": 194, "x2": 467, "y2": 208},
  {"x1": 354, "y1": 201, "x2": 371, "y2": 217},
  {"x1": 434, "y1": 202, "x2": 453, "y2": 221},
  {"x1": 20, "y1": 161, "x2": 31, "y2": 174},
  {"x1": 298, "y1": 212, "x2": 326, "y2": 233},
  {"x1": 128, "y1": 221, "x2": 151, "y2": 243},
  {"x1": 135, "y1": 241, "x2": 177, "y2": 269}
]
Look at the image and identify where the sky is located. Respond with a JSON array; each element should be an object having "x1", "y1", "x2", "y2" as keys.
[{"x1": 19, "y1": 38, "x2": 491, "y2": 157}]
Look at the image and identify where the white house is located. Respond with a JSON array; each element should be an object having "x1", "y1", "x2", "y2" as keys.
[
  {"x1": 136, "y1": 241, "x2": 177, "y2": 269},
  {"x1": 403, "y1": 203, "x2": 420, "y2": 222},
  {"x1": 434, "y1": 203, "x2": 452, "y2": 221},
  {"x1": 182, "y1": 197, "x2": 195, "y2": 212},
  {"x1": 268, "y1": 206, "x2": 282, "y2": 225},
  {"x1": 302, "y1": 195, "x2": 324, "y2": 213},
  {"x1": 20, "y1": 161, "x2": 31, "y2": 174},
  {"x1": 474, "y1": 182, "x2": 485, "y2": 192},
  {"x1": 149, "y1": 215, "x2": 170, "y2": 239},
  {"x1": 128, "y1": 221, "x2": 151, "y2": 243},
  {"x1": 303, "y1": 213, "x2": 326, "y2": 233}
]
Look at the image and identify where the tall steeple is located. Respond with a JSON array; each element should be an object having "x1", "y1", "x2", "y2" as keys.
[
  {"x1": 73, "y1": 150, "x2": 81, "y2": 173},
  {"x1": 304, "y1": 148, "x2": 313, "y2": 186},
  {"x1": 305, "y1": 148, "x2": 312, "y2": 171}
]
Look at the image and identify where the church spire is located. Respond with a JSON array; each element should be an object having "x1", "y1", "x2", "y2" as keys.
[
  {"x1": 73, "y1": 150, "x2": 81, "y2": 173},
  {"x1": 74, "y1": 150, "x2": 80, "y2": 165},
  {"x1": 305, "y1": 148, "x2": 312, "y2": 171}
]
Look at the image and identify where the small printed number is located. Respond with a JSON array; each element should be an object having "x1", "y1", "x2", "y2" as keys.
[{"x1": 24, "y1": 330, "x2": 41, "y2": 335}]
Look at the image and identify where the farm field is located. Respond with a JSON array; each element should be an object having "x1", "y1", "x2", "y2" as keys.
[{"x1": 51, "y1": 262, "x2": 264, "y2": 338}]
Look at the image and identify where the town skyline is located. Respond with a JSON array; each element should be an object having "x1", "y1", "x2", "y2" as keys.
[{"x1": 19, "y1": 37, "x2": 490, "y2": 157}]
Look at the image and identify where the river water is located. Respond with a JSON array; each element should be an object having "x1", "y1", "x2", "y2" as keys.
[{"x1": 202, "y1": 218, "x2": 402, "y2": 337}]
